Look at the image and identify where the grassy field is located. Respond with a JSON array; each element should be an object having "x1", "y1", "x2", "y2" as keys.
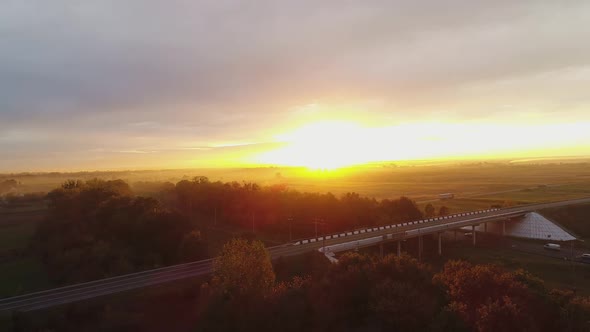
[
  {"x1": 471, "y1": 183, "x2": 590, "y2": 204},
  {"x1": 350, "y1": 236, "x2": 590, "y2": 296},
  {"x1": 434, "y1": 244, "x2": 590, "y2": 296},
  {"x1": 2, "y1": 161, "x2": 590, "y2": 298},
  {"x1": 3, "y1": 161, "x2": 590, "y2": 200},
  {"x1": 363, "y1": 235, "x2": 590, "y2": 296},
  {"x1": 540, "y1": 202, "x2": 590, "y2": 245}
]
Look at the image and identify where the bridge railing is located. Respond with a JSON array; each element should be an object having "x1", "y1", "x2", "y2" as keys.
[{"x1": 293, "y1": 208, "x2": 501, "y2": 245}]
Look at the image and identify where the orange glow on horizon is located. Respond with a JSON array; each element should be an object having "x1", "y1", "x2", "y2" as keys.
[{"x1": 251, "y1": 120, "x2": 590, "y2": 170}]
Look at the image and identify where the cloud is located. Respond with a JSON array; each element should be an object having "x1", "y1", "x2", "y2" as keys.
[{"x1": 1, "y1": 1, "x2": 590, "y2": 170}]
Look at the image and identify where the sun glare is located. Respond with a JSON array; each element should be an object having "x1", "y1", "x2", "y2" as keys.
[
  {"x1": 256, "y1": 121, "x2": 372, "y2": 170},
  {"x1": 253, "y1": 120, "x2": 590, "y2": 170}
]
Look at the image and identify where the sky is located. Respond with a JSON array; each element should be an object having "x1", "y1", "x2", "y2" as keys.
[{"x1": 1, "y1": 1, "x2": 590, "y2": 171}]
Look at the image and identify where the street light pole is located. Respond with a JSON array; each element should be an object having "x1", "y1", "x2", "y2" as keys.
[
  {"x1": 312, "y1": 218, "x2": 327, "y2": 252},
  {"x1": 322, "y1": 220, "x2": 326, "y2": 253},
  {"x1": 314, "y1": 221, "x2": 318, "y2": 238},
  {"x1": 571, "y1": 240, "x2": 576, "y2": 293}
]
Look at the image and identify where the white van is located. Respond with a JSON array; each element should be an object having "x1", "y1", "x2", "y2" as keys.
[{"x1": 543, "y1": 243, "x2": 561, "y2": 251}]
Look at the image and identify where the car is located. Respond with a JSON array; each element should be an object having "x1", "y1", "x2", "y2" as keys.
[
  {"x1": 543, "y1": 243, "x2": 561, "y2": 251},
  {"x1": 580, "y1": 253, "x2": 590, "y2": 261}
]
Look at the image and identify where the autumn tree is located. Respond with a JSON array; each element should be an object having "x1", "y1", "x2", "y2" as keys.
[
  {"x1": 213, "y1": 238, "x2": 275, "y2": 297},
  {"x1": 439, "y1": 205, "x2": 450, "y2": 216},
  {"x1": 264, "y1": 276, "x2": 313, "y2": 332},
  {"x1": 178, "y1": 230, "x2": 207, "y2": 262},
  {"x1": 550, "y1": 289, "x2": 590, "y2": 331},
  {"x1": 370, "y1": 254, "x2": 443, "y2": 331},
  {"x1": 425, "y1": 203, "x2": 436, "y2": 218},
  {"x1": 35, "y1": 179, "x2": 200, "y2": 283},
  {"x1": 197, "y1": 239, "x2": 276, "y2": 332},
  {"x1": 434, "y1": 260, "x2": 554, "y2": 332},
  {"x1": 503, "y1": 200, "x2": 516, "y2": 207},
  {"x1": 318, "y1": 252, "x2": 376, "y2": 327},
  {"x1": 380, "y1": 196, "x2": 423, "y2": 224}
]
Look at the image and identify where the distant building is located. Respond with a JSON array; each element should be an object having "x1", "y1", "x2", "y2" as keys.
[{"x1": 439, "y1": 193, "x2": 454, "y2": 200}]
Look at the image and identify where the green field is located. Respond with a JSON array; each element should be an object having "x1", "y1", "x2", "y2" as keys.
[{"x1": 435, "y1": 245, "x2": 590, "y2": 296}]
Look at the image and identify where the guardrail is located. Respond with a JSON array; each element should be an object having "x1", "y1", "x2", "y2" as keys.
[
  {"x1": 317, "y1": 209, "x2": 529, "y2": 253},
  {"x1": 293, "y1": 208, "x2": 501, "y2": 245}
]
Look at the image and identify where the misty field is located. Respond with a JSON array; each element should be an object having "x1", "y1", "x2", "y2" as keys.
[
  {"x1": 1, "y1": 161, "x2": 590, "y2": 297},
  {"x1": 2, "y1": 161, "x2": 590, "y2": 201}
]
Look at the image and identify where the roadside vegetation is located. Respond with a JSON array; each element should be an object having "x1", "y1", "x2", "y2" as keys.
[
  {"x1": 9, "y1": 240, "x2": 590, "y2": 331},
  {"x1": 541, "y1": 203, "x2": 590, "y2": 245}
]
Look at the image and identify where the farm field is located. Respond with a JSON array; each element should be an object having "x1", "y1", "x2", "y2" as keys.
[
  {"x1": 2, "y1": 161, "x2": 590, "y2": 200},
  {"x1": 1, "y1": 161, "x2": 590, "y2": 297}
]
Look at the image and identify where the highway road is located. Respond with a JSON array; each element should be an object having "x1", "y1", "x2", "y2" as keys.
[
  {"x1": 507, "y1": 239, "x2": 590, "y2": 263},
  {"x1": 2, "y1": 196, "x2": 590, "y2": 313}
]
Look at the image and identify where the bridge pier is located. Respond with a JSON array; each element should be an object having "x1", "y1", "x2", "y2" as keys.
[
  {"x1": 502, "y1": 220, "x2": 506, "y2": 236},
  {"x1": 472, "y1": 225, "x2": 476, "y2": 246},
  {"x1": 484, "y1": 222, "x2": 487, "y2": 233},
  {"x1": 397, "y1": 241, "x2": 401, "y2": 257},
  {"x1": 454, "y1": 230, "x2": 457, "y2": 241},
  {"x1": 438, "y1": 232, "x2": 442, "y2": 256},
  {"x1": 379, "y1": 243, "x2": 384, "y2": 258}
]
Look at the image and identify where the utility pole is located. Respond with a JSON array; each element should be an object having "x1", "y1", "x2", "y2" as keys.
[
  {"x1": 571, "y1": 240, "x2": 576, "y2": 293},
  {"x1": 312, "y1": 218, "x2": 327, "y2": 252},
  {"x1": 288, "y1": 217, "x2": 293, "y2": 242},
  {"x1": 323, "y1": 222, "x2": 326, "y2": 253},
  {"x1": 312, "y1": 218, "x2": 325, "y2": 238},
  {"x1": 315, "y1": 221, "x2": 318, "y2": 238}
]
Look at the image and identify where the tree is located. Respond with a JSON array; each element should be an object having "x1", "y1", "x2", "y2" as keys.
[
  {"x1": 370, "y1": 254, "x2": 442, "y2": 331},
  {"x1": 178, "y1": 230, "x2": 207, "y2": 262},
  {"x1": 503, "y1": 200, "x2": 516, "y2": 208},
  {"x1": 434, "y1": 260, "x2": 547, "y2": 332},
  {"x1": 425, "y1": 203, "x2": 436, "y2": 218},
  {"x1": 198, "y1": 239, "x2": 276, "y2": 332},
  {"x1": 35, "y1": 179, "x2": 197, "y2": 283},
  {"x1": 0, "y1": 179, "x2": 18, "y2": 194},
  {"x1": 380, "y1": 196, "x2": 423, "y2": 224},
  {"x1": 439, "y1": 206, "x2": 450, "y2": 216},
  {"x1": 550, "y1": 289, "x2": 590, "y2": 331},
  {"x1": 213, "y1": 238, "x2": 275, "y2": 297}
]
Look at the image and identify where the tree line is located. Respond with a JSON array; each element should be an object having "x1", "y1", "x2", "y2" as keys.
[
  {"x1": 159, "y1": 177, "x2": 435, "y2": 240},
  {"x1": 11, "y1": 240, "x2": 590, "y2": 331},
  {"x1": 34, "y1": 177, "x2": 437, "y2": 283},
  {"x1": 197, "y1": 239, "x2": 590, "y2": 332},
  {"x1": 34, "y1": 179, "x2": 206, "y2": 284}
]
